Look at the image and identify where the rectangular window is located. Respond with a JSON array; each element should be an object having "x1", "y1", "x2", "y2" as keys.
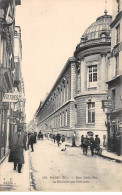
[
  {"x1": 89, "y1": 65, "x2": 97, "y2": 82},
  {"x1": 88, "y1": 102, "x2": 95, "y2": 123},
  {"x1": 116, "y1": 24, "x2": 120, "y2": 44},
  {"x1": 65, "y1": 110, "x2": 68, "y2": 127},
  {"x1": 115, "y1": 54, "x2": 119, "y2": 76},
  {"x1": 60, "y1": 114, "x2": 61, "y2": 127},
  {"x1": 112, "y1": 89, "x2": 116, "y2": 110},
  {"x1": 88, "y1": 65, "x2": 97, "y2": 88},
  {"x1": 67, "y1": 82, "x2": 68, "y2": 100}
]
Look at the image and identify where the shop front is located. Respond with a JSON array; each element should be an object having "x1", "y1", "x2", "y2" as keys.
[{"x1": 107, "y1": 111, "x2": 122, "y2": 156}]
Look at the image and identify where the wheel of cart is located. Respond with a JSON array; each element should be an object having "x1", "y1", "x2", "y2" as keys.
[{"x1": 94, "y1": 145, "x2": 102, "y2": 155}]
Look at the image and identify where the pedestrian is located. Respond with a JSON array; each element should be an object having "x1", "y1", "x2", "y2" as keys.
[
  {"x1": 53, "y1": 134, "x2": 56, "y2": 143},
  {"x1": 38, "y1": 131, "x2": 42, "y2": 140},
  {"x1": 72, "y1": 131, "x2": 76, "y2": 147},
  {"x1": 116, "y1": 132, "x2": 121, "y2": 156},
  {"x1": 8, "y1": 124, "x2": 27, "y2": 173},
  {"x1": 34, "y1": 132, "x2": 37, "y2": 143},
  {"x1": 56, "y1": 134, "x2": 61, "y2": 146},
  {"x1": 82, "y1": 135, "x2": 89, "y2": 155},
  {"x1": 95, "y1": 135, "x2": 100, "y2": 152},
  {"x1": 61, "y1": 135, "x2": 66, "y2": 151},
  {"x1": 81, "y1": 135, "x2": 84, "y2": 149},
  {"x1": 28, "y1": 132, "x2": 35, "y2": 152},
  {"x1": 47, "y1": 133, "x2": 49, "y2": 140},
  {"x1": 89, "y1": 135, "x2": 95, "y2": 156}
]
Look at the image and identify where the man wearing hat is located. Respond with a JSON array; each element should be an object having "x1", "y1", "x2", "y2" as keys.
[
  {"x1": 8, "y1": 123, "x2": 27, "y2": 173},
  {"x1": 95, "y1": 135, "x2": 100, "y2": 151}
]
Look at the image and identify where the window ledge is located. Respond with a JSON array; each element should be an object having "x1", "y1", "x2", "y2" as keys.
[{"x1": 86, "y1": 123, "x2": 95, "y2": 125}]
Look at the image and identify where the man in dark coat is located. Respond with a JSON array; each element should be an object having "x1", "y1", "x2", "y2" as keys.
[
  {"x1": 81, "y1": 135, "x2": 84, "y2": 149},
  {"x1": 95, "y1": 135, "x2": 100, "y2": 150},
  {"x1": 28, "y1": 132, "x2": 35, "y2": 152},
  {"x1": 9, "y1": 124, "x2": 27, "y2": 173},
  {"x1": 83, "y1": 135, "x2": 89, "y2": 155},
  {"x1": 89, "y1": 135, "x2": 95, "y2": 156}
]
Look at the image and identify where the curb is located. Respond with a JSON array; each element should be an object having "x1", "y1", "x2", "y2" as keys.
[
  {"x1": 28, "y1": 151, "x2": 36, "y2": 191},
  {"x1": 65, "y1": 144, "x2": 122, "y2": 163},
  {"x1": 98, "y1": 154, "x2": 122, "y2": 163},
  {"x1": 0, "y1": 154, "x2": 9, "y2": 165}
]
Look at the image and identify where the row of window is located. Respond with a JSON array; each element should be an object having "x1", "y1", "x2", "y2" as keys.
[
  {"x1": 50, "y1": 102, "x2": 95, "y2": 128},
  {"x1": 44, "y1": 81, "x2": 69, "y2": 112},
  {"x1": 49, "y1": 110, "x2": 68, "y2": 129}
]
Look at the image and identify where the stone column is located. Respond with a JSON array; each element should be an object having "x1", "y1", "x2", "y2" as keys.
[
  {"x1": 71, "y1": 62, "x2": 76, "y2": 99},
  {"x1": 81, "y1": 58, "x2": 85, "y2": 93},
  {"x1": 100, "y1": 53, "x2": 107, "y2": 91}
]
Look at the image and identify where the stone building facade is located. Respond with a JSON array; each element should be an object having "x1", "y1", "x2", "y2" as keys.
[
  {"x1": 106, "y1": 0, "x2": 122, "y2": 155},
  {"x1": 36, "y1": 57, "x2": 77, "y2": 143},
  {"x1": 36, "y1": 11, "x2": 112, "y2": 146},
  {"x1": 0, "y1": 0, "x2": 25, "y2": 161},
  {"x1": 74, "y1": 12, "x2": 112, "y2": 145}
]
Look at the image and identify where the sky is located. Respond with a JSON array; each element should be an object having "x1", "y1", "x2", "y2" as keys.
[{"x1": 15, "y1": 0, "x2": 112, "y2": 123}]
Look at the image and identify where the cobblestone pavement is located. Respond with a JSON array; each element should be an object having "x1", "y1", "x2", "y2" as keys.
[{"x1": 30, "y1": 138, "x2": 122, "y2": 192}]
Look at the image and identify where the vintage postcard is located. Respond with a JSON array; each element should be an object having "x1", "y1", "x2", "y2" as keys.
[{"x1": 0, "y1": 0, "x2": 122, "y2": 192}]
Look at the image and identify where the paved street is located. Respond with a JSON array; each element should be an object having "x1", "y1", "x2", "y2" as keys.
[
  {"x1": 30, "y1": 138, "x2": 122, "y2": 192},
  {"x1": 0, "y1": 151, "x2": 30, "y2": 191}
]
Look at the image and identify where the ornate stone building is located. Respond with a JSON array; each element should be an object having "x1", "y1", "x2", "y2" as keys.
[
  {"x1": 74, "y1": 11, "x2": 112, "y2": 145},
  {"x1": 36, "y1": 57, "x2": 76, "y2": 142},
  {"x1": 36, "y1": 11, "x2": 112, "y2": 146}
]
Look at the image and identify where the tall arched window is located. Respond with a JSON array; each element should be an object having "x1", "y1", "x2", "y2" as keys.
[
  {"x1": 60, "y1": 113, "x2": 61, "y2": 127},
  {"x1": 67, "y1": 81, "x2": 68, "y2": 100},
  {"x1": 65, "y1": 110, "x2": 68, "y2": 127},
  {"x1": 64, "y1": 85, "x2": 65, "y2": 103}
]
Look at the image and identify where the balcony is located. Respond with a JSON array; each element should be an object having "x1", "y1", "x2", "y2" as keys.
[
  {"x1": 0, "y1": 67, "x2": 13, "y2": 91},
  {"x1": 13, "y1": 62, "x2": 20, "y2": 88}
]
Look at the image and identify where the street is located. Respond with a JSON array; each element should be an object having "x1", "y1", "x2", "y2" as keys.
[{"x1": 29, "y1": 138, "x2": 122, "y2": 192}]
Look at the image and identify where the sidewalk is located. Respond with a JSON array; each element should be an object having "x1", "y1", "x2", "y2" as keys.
[
  {"x1": 100, "y1": 149, "x2": 122, "y2": 163},
  {"x1": 65, "y1": 141, "x2": 122, "y2": 163},
  {"x1": 0, "y1": 151, "x2": 31, "y2": 192}
]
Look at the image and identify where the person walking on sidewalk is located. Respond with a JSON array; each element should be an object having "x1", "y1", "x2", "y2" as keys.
[
  {"x1": 82, "y1": 135, "x2": 89, "y2": 155},
  {"x1": 8, "y1": 124, "x2": 27, "y2": 173},
  {"x1": 89, "y1": 135, "x2": 95, "y2": 156},
  {"x1": 28, "y1": 132, "x2": 35, "y2": 152},
  {"x1": 61, "y1": 135, "x2": 66, "y2": 151},
  {"x1": 95, "y1": 135, "x2": 100, "y2": 152},
  {"x1": 81, "y1": 135, "x2": 84, "y2": 149}
]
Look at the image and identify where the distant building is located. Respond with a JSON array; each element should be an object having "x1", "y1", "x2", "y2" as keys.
[{"x1": 36, "y1": 11, "x2": 112, "y2": 146}]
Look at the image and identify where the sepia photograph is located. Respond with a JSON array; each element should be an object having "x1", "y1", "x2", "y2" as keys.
[{"x1": 0, "y1": 0, "x2": 122, "y2": 192}]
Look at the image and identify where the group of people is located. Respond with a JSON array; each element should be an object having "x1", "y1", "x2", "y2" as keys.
[
  {"x1": 8, "y1": 125, "x2": 101, "y2": 174},
  {"x1": 81, "y1": 134, "x2": 100, "y2": 156},
  {"x1": 50, "y1": 133, "x2": 66, "y2": 151}
]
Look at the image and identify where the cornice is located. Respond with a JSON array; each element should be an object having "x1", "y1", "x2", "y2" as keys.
[
  {"x1": 74, "y1": 38, "x2": 111, "y2": 57},
  {"x1": 110, "y1": 11, "x2": 122, "y2": 28},
  {"x1": 111, "y1": 42, "x2": 122, "y2": 57}
]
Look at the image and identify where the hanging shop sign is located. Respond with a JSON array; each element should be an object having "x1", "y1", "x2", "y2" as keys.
[
  {"x1": 2, "y1": 92, "x2": 21, "y2": 103},
  {"x1": 102, "y1": 100, "x2": 113, "y2": 109}
]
